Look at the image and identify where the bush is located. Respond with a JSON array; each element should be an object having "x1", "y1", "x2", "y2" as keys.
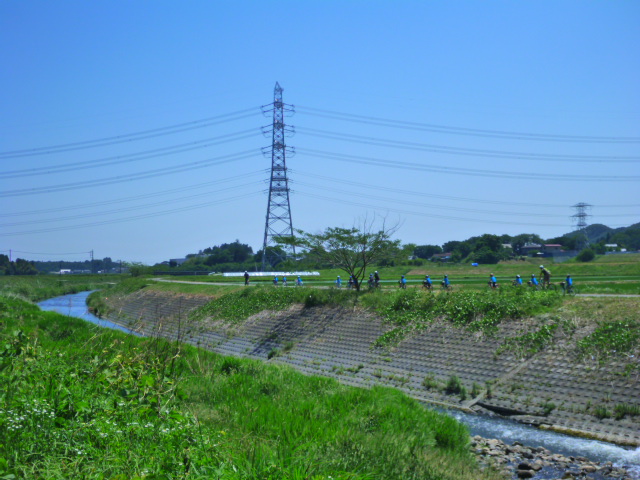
[{"x1": 576, "y1": 248, "x2": 596, "y2": 262}]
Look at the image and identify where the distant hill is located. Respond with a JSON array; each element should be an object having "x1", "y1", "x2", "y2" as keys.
[{"x1": 554, "y1": 222, "x2": 640, "y2": 250}]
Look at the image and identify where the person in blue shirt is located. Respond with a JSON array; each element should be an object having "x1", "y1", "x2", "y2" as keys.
[
  {"x1": 282, "y1": 276, "x2": 288, "y2": 287},
  {"x1": 489, "y1": 273, "x2": 498, "y2": 288},
  {"x1": 368, "y1": 273, "x2": 375, "y2": 288},
  {"x1": 399, "y1": 275, "x2": 407, "y2": 289},
  {"x1": 423, "y1": 275, "x2": 433, "y2": 290},
  {"x1": 442, "y1": 275, "x2": 450, "y2": 289},
  {"x1": 513, "y1": 275, "x2": 523, "y2": 286},
  {"x1": 348, "y1": 276, "x2": 355, "y2": 289},
  {"x1": 296, "y1": 276, "x2": 303, "y2": 286},
  {"x1": 273, "y1": 276, "x2": 278, "y2": 286},
  {"x1": 563, "y1": 274, "x2": 574, "y2": 293},
  {"x1": 529, "y1": 274, "x2": 539, "y2": 288},
  {"x1": 335, "y1": 276, "x2": 342, "y2": 288}
]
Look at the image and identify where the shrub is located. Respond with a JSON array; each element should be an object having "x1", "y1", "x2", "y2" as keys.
[{"x1": 576, "y1": 248, "x2": 596, "y2": 262}]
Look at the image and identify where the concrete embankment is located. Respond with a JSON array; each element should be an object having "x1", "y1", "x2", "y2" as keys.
[{"x1": 101, "y1": 289, "x2": 640, "y2": 449}]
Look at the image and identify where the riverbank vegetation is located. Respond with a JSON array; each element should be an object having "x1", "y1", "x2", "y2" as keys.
[{"x1": 0, "y1": 293, "x2": 500, "y2": 479}]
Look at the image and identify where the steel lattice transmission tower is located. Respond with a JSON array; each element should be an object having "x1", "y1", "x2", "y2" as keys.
[
  {"x1": 261, "y1": 82, "x2": 296, "y2": 271},
  {"x1": 571, "y1": 202, "x2": 592, "y2": 249}
]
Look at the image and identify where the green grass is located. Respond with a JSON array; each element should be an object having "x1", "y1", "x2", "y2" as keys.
[
  {"x1": 0, "y1": 294, "x2": 499, "y2": 480},
  {"x1": 371, "y1": 288, "x2": 561, "y2": 347},
  {"x1": 0, "y1": 275, "x2": 123, "y2": 302}
]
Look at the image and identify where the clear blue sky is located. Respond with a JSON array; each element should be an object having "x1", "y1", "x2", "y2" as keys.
[{"x1": 1, "y1": 1, "x2": 639, "y2": 265}]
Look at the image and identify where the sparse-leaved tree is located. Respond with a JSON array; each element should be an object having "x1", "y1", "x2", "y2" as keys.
[{"x1": 281, "y1": 219, "x2": 400, "y2": 290}]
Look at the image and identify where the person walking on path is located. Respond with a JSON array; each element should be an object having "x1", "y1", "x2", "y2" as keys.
[{"x1": 244, "y1": 271, "x2": 250, "y2": 286}]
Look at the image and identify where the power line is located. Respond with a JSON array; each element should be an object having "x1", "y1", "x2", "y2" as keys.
[
  {"x1": 291, "y1": 171, "x2": 640, "y2": 212},
  {"x1": 297, "y1": 105, "x2": 640, "y2": 143},
  {"x1": 0, "y1": 129, "x2": 261, "y2": 179},
  {"x1": 295, "y1": 181, "x2": 638, "y2": 219},
  {"x1": 0, "y1": 181, "x2": 263, "y2": 228},
  {"x1": 296, "y1": 191, "x2": 631, "y2": 228},
  {"x1": 296, "y1": 127, "x2": 640, "y2": 163},
  {"x1": 0, "y1": 191, "x2": 263, "y2": 237},
  {"x1": 0, "y1": 150, "x2": 258, "y2": 197},
  {"x1": 0, "y1": 170, "x2": 266, "y2": 218},
  {"x1": 0, "y1": 107, "x2": 260, "y2": 159},
  {"x1": 298, "y1": 148, "x2": 640, "y2": 182},
  {"x1": 9, "y1": 250, "x2": 91, "y2": 256}
]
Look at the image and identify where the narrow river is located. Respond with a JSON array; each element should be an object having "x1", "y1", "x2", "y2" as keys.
[{"x1": 38, "y1": 291, "x2": 640, "y2": 478}]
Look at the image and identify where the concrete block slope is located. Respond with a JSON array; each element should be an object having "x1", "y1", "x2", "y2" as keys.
[{"x1": 101, "y1": 289, "x2": 640, "y2": 447}]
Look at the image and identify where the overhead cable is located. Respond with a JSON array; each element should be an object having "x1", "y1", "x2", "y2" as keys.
[
  {"x1": 0, "y1": 129, "x2": 261, "y2": 178},
  {"x1": 292, "y1": 170, "x2": 640, "y2": 209},
  {"x1": 0, "y1": 170, "x2": 266, "y2": 217},
  {"x1": 296, "y1": 127, "x2": 639, "y2": 163},
  {"x1": 298, "y1": 148, "x2": 640, "y2": 182},
  {"x1": 296, "y1": 105, "x2": 640, "y2": 143},
  {"x1": 0, "y1": 107, "x2": 260, "y2": 159},
  {"x1": 0, "y1": 150, "x2": 258, "y2": 197},
  {"x1": 0, "y1": 192, "x2": 263, "y2": 237}
]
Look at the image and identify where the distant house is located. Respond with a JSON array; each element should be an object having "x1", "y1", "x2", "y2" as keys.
[
  {"x1": 543, "y1": 244, "x2": 563, "y2": 253},
  {"x1": 431, "y1": 252, "x2": 452, "y2": 262},
  {"x1": 521, "y1": 243, "x2": 542, "y2": 256}
]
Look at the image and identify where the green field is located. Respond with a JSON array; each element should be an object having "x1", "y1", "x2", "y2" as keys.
[
  {"x1": 156, "y1": 254, "x2": 640, "y2": 295},
  {"x1": 0, "y1": 287, "x2": 500, "y2": 480}
]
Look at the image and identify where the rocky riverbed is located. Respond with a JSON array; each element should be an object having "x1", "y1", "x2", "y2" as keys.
[{"x1": 472, "y1": 436, "x2": 637, "y2": 480}]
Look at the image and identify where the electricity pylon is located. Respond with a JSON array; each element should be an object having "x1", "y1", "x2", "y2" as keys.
[
  {"x1": 572, "y1": 202, "x2": 592, "y2": 250},
  {"x1": 261, "y1": 82, "x2": 295, "y2": 271}
]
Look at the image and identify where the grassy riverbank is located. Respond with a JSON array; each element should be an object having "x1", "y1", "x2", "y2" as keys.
[{"x1": 0, "y1": 292, "x2": 500, "y2": 479}]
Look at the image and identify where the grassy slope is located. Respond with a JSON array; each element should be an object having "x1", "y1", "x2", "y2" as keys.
[{"x1": 0, "y1": 291, "x2": 500, "y2": 480}]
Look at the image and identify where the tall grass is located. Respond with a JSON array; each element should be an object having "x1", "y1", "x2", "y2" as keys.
[
  {"x1": 0, "y1": 294, "x2": 498, "y2": 479},
  {"x1": 0, "y1": 275, "x2": 121, "y2": 302}
]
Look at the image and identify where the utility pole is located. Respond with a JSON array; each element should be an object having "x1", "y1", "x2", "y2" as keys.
[
  {"x1": 571, "y1": 203, "x2": 592, "y2": 250},
  {"x1": 261, "y1": 82, "x2": 296, "y2": 271},
  {"x1": 90, "y1": 249, "x2": 94, "y2": 274}
]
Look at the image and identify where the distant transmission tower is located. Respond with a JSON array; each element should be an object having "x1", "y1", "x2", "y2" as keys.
[
  {"x1": 261, "y1": 82, "x2": 296, "y2": 271},
  {"x1": 571, "y1": 202, "x2": 592, "y2": 250}
]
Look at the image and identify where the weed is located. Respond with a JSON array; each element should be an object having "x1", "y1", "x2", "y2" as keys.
[
  {"x1": 422, "y1": 375, "x2": 441, "y2": 391},
  {"x1": 594, "y1": 406, "x2": 611, "y2": 419},
  {"x1": 267, "y1": 348, "x2": 280, "y2": 359},
  {"x1": 540, "y1": 401, "x2": 556, "y2": 416},
  {"x1": 614, "y1": 404, "x2": 640, "y2": 420}
]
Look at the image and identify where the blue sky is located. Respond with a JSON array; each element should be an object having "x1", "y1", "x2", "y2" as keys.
[{"x1": 1, "y1": 1, "x2": 638, "y2": 265}]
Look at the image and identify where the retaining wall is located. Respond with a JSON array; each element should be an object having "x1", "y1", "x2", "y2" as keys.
[{"x1": 101, "y1": 289, "x2": 640, "y2": 447}]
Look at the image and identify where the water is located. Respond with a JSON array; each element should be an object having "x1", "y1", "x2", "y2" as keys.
[
  {"x1": 38, "y1": 290, "x2": 140, "y2": 336},
  {"x1": 38, "y1": 291, "x2": 640, "y2": 476},
  {"x1": 446, "y1": 408, "x2": 640, "y2": 477}
]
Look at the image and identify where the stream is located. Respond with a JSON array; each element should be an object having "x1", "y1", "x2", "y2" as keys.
[{"x1": 38, "y1": 291, "x2": 640, "y2": 478}]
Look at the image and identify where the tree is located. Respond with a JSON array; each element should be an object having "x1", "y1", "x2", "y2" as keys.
[
  {"x1": 283, "y1": 219, "x2": 400, "y2": 290},
  {"x1": 414, "y1": 244, "x2": 442, "y2": 259},
  {"x1": 576, "y1": 248, "x2": 596, "y2": 262}
]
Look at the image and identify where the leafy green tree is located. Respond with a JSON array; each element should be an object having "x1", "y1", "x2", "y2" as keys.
[{"x1": 14, "y1": 258, "x2": 38, "y2": 275}]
